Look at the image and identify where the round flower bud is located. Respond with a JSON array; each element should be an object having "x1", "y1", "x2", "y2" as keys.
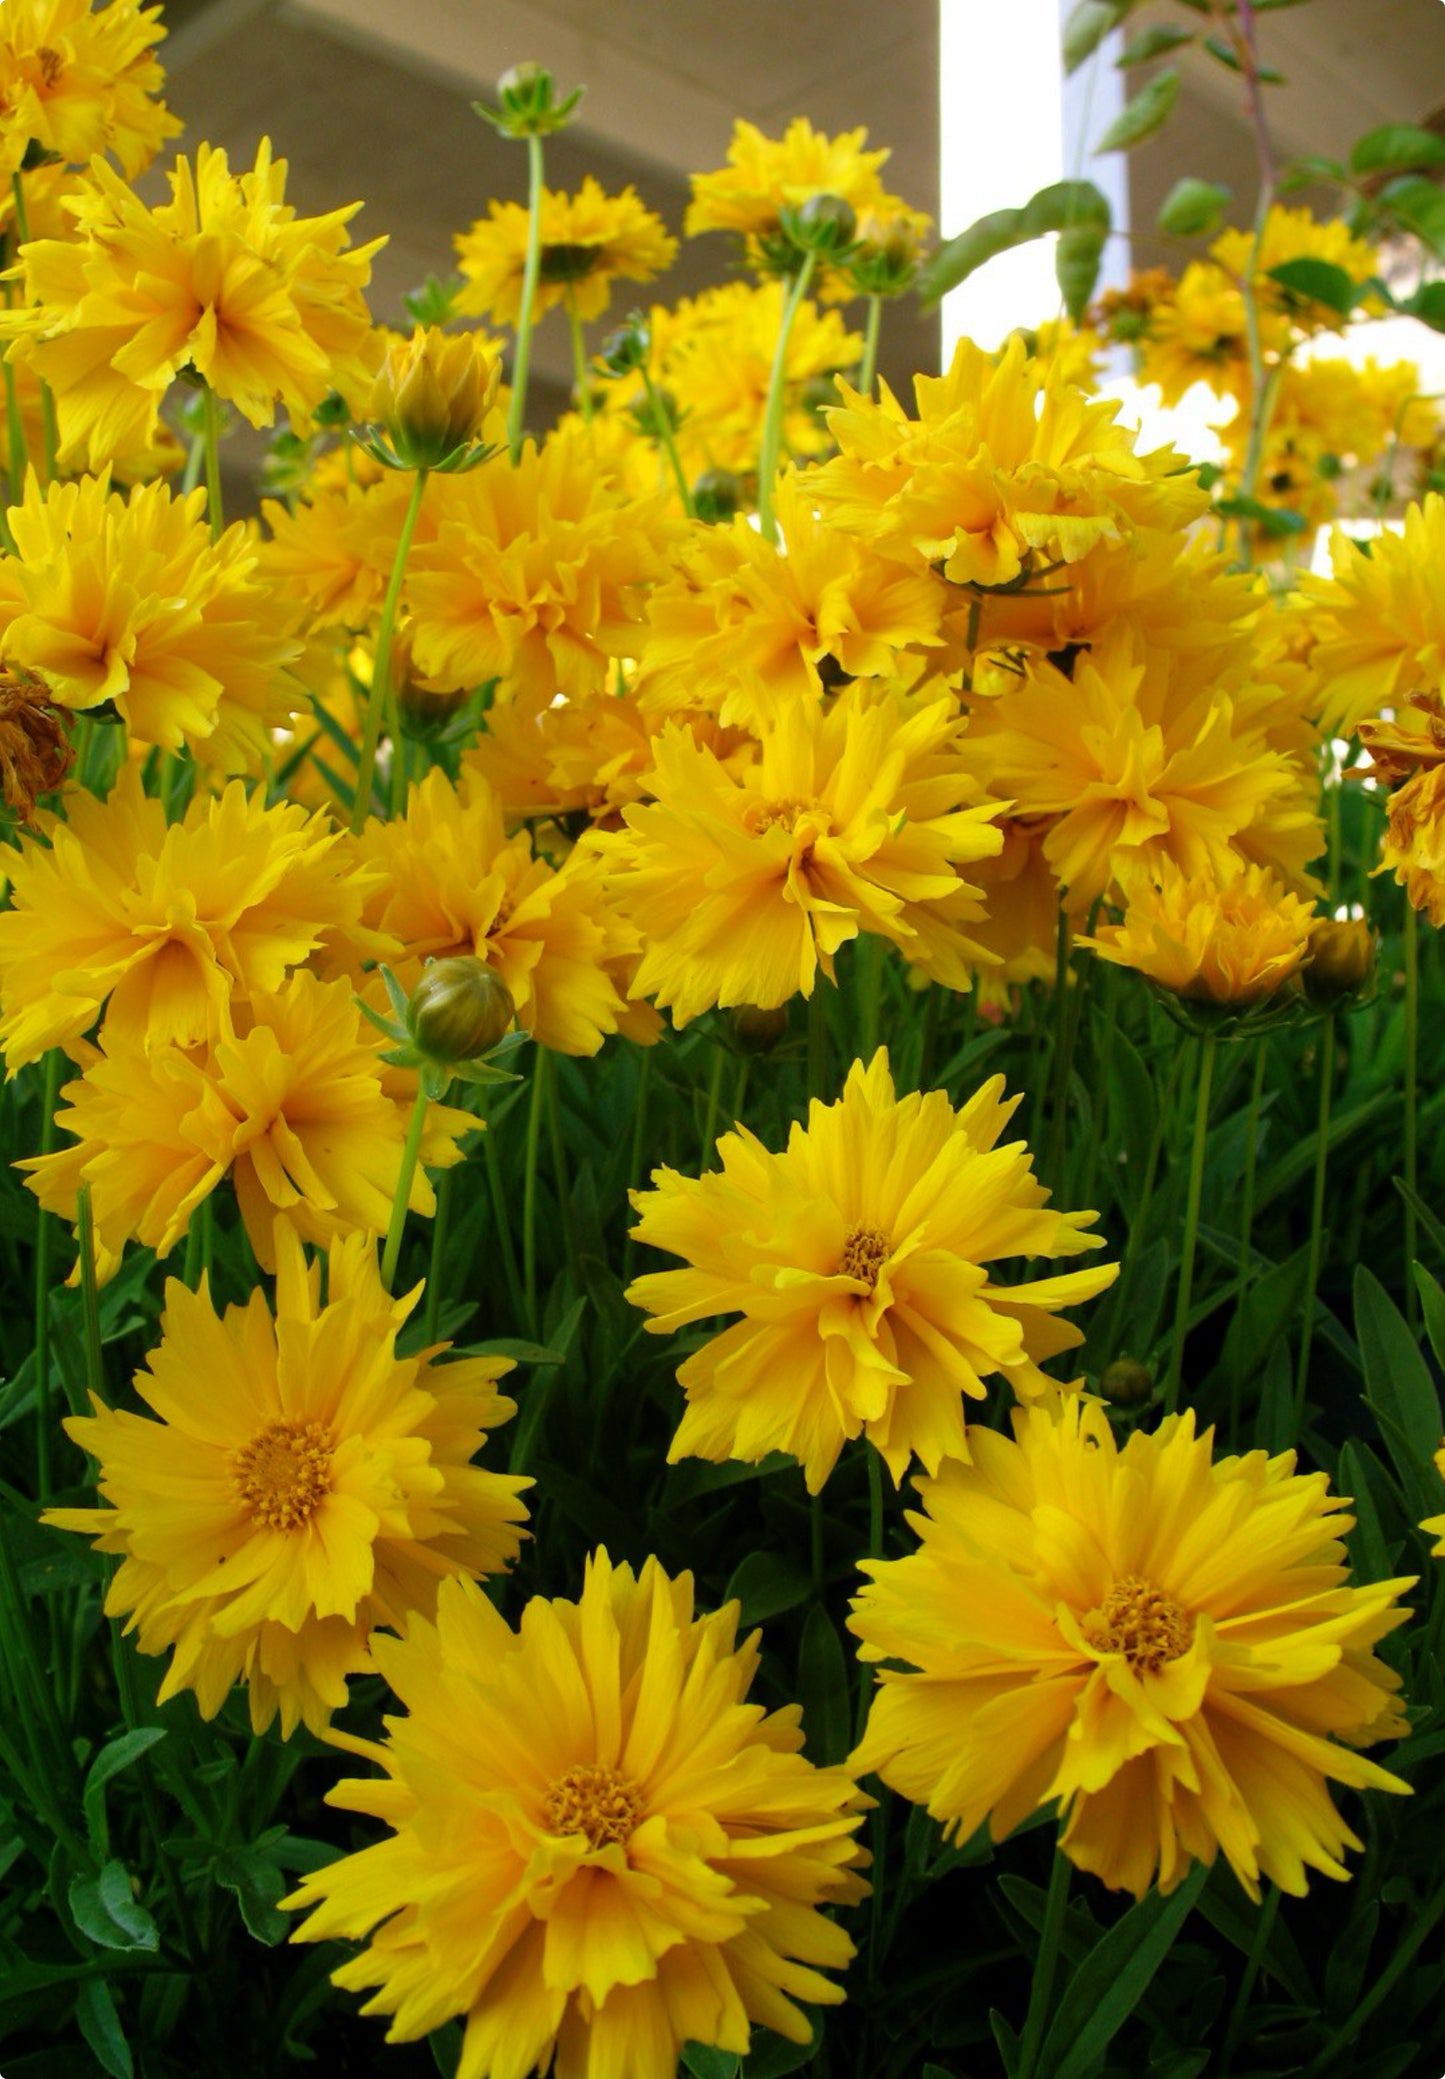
[
  {"x1": 729, "y1": 1004, "x2": 790, "y2": 1054},
  {"x1": 397, "y1": 680, "x2": 470, "y2": 739},
  {"x1": 782, "y1": 193, "x2": 859, "y2": 258},
  {"x1": 483, "y1": 62, "x2": 584, "y2": 139},
  {"x1": 1100, "y1": 1356, "x2": 1154, "y2": 1408},
  {"x1": 598, "y1": 317, "x2": 649, "y2": 377},
  {"x1": 692, "y1": 468, "x2": 744, "y2": 525},
  {"x1": 368, "y1": 326, "x2": 501, "y2": 471},
  {"x1": 407, "y1": 958, "x2": 515, "y2": 1063},
  {"x1": 1302, "y1": 918, "x2": 1376, "y2": 1008}
]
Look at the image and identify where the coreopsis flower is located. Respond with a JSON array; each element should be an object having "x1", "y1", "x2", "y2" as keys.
[
  {"x1": 403, "y1": 426, "x2": 677, "y2": 700},
  {"x1": 24, "y1": 970, "x2": 468, "y2": 1270},
  {"x1": 0, "y1": 764, "x2": 384, "y2": 1070},
  {"x1": 1379, "y1": 763, "x2": 1445, "y2": 925},
  {"x1": 627, "y1": 1049, "x2": 1116, "y2": 1492},
  {"x1": 594, "y1": 683, "x2": 1005, "y2": 1024},
  {"x1": 1080, "y1": 856, "x2": 1316, "y2": 1006},
  {"x1": 286, "y1": 1551, "x2": 868, "y2": 2074},
  {"x1": 1136, "y1": 260, "x2": 1251, "y2": 406},
  {"x1": 355, "y1": 765, "x2": 641, "y2": 1056},
  {"x1": 259, "y1": 470, "x2": 427, "y2": 633},
  {"x1": 1302, "y1": 495, "x2": 1445, "y2": 735},
  {"x1": 0, "y1": 472, "x2": 301, "y2": 767},
  {"x1": 0, "y1": 0, "x2": 179, "y2": 179},
  {"x1": 1212, "y1": 205, "x2": 1381, "y2": 339},
  {"x1": 850, "y1": 1398, "x2": 1413, "y2": 1900},
  {"x1": 454, "y1": 175, "x2": 677, "y2": 328},
  {"x1": 961, "y1": 624, "x2": 1320, "y2": 908},
  {"x1": 364, "y1": 325, "x2": 502, "y2": 471},
  {"x1": 465, "y1": 679, "x2": 666, "y2": 826},
  {"x1": 807, "y1": 334, "x2": 1205, "y2": 591},
  {"x1": 0, "y1": 666, "x2": 72, "y2": 822},
  {"x1": 1, "y1": 140, "x2": 381, "y2": 470},
  {"x1": 638, "y1": 473, "x2": 944, "y2": 731},
  {"x1": 45, "y1": 1228, "x2": 529, "y2": 1736}
]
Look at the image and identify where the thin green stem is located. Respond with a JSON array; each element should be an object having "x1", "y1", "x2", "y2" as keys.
[
  {"x1": 1221, "y1": 1883, "x2": 1280, "y2": 2077},
  {"x1": 522, "y1": 1052, "x2": 548, "y2": 1338},
  {"x1": 201, "y1": 384, "x2": 224, "y2": 542},
  {"x1": 699, "y1": 1042, "x2": 726, "y2": 1169},
  {"x1": 1046, "y1": 903, "x2": 1074, "y2": 1182},
  {"x1": 33, "y1": 1048, "x2": 62, "y2": 1500},
  {"x1": 1405, "y1": 902, "x2": 1420, "y2": 1328},
  {"x1": 1017, "y1": 1849, "x2": 1072, "y2": 2079},
  {"x1": 423, "y1": 1168, "x2": 453, "y2": 1346},
  {"x1": 807, "y1": 983, "x2": 830, "y2": 1103},
  {"x1": 507, "y1": 132, "x2": 546, "y2": 460},
  {"x1": 809, "y1": 1489, "x2": 825, "y2": 1596},
  {"x1": 858, "y1": 294, "x2": 883, "y2": 398},
  {"x1": 483, "y1": 1102, "x2": 526, "y2": 1325},
  {"x1": 1303, "y1": 1871, "x2": 1445, "y2": 2077},
  {"x1": 1232, "y1": 1039, "x2": 1269, "y2": 1444},
  {"x1": 639, "y1": 362, "x2": 694, "y2": 516},
  {"x1": 1165, "y1": 1035, "x2": 1215, "y2": 1414},
  {"x1": 1294, "y1": 1015, "x2": 1335, "y2": 1425},
  {"x1": 350, "y1": 463, "x2": 428, "y2": 836},
  {"x1": 76, "y1": 1182, "x2": 105, "y2": 1408},
  {"x1": 546, "y1": 1055, "x2": 575, "y2": 1265},
  {"x1": 381, "y1": 1079, "x2": 432, "y2": 1293},
  {"x1": 2, "y1": 349, "x2": 26, "y2": 513},
  {"x1": 857, "y1": 934, "x2": 884, "y2": 1062},
  {"x1": 756, "y1": 251, "x2": 817, "y2": 543},
  {"x1": 566, "y1": 292, "x2": 592, "y2": 423},
  {"x1": 621, "y1": 1049, "x2": 653, "y2": 1284}
]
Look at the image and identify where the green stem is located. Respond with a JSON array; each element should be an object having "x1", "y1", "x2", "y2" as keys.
[
  {"x1": 1405, "y1": 903, "x2": 1420, "y2": 1328},
  {"x1": 33, "y1": 1048, "x2": 62, "y2": 1500},
  {"x1": 350, "y1": 463, "x2": 428, "y2": 836},
  {"x1": 621, "y1": 1049, "x2": 653, "y2": 1284},
  {"x1": 639, "y1": 362, "x2": 694, "y2": 516},
  {"x1": 201, "y1": 384, "x2": 224, "y2": 542},
  {"x1": 1232, "y1": 1039, "x2": 1269, "y2": 1443},
  {"x1": 1294, "y1": 1015, "x2": 1335, "y2": 1426},
  {"x1": 522, "y1": 1052, "x2": 547, "y2": 1338},
  {"x1": 546, "y1": 1054, "x2": 575, "y2": 1265},
  {"x1": 858, "y1": 293, "x2": 883, "y2": 397},
  {"x1": 809, "y1": 1489, "x2": 825, "y2": 1596},
  {"x1": 857, "y1": 934, "x2": 884, "y2": 1062},
  {"x1": 380, "y1": 1079, "x2": 431, "y2": 1293},
  {"x1": 807, "y1": 982, "x2": 830, "y2": 1103},
  {"x1": 756, "y1": 251, "x2": 817, "y2": 543},
  {"x1": 2, "y1": 349, "x2": 26, "y2": 513},
  {"x1": 482, "y1": 1101, "x2": 526, "y2": 1325},
  {"x1": 1302, "y1": 1871, "x2": 1445, "y2": 2078},
  {"x1": 1046, "y1": 903, "x2": 1074, "y2": 1183},
  {"x1": 76, "y1": 1182, "x2": 105, "y2": 1409},
  {"x1": 423, "y1": 1167, "x2": 453, "y2": 1345},
  {"x1": 507, "y1": 132, "x2": 546, "y2": 460},
  {"x1": 699, "y1": 1041, "x2": 726, "y2": 1168},
  {"x1": 1165, "y1": 1035, "x2": 1215, "y2": 1415},
  {"x1": 1220, "y1": 1883, "x2": 1280, "y2": 2077},
  {"x1": 1017, "y1": 1849, "x2": 1072, "y2": 2079},
  {"x1": 566, "y1": 292, "x2": 592, "y2": 423}
]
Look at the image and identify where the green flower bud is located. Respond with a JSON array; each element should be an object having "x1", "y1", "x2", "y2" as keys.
[
  {"x1": 729, "y1": 1004, "x2": 790, "y2": 1054},
  {"x1": 1302, "y1": 919, "x2": 1376, "y2": 1008},
  {"x1": 1101, "y1": 1357, "x2": 1154, "y2": 1408},
  {"x1": 476, "y1": 63, "x2": 585, "y2": 140},
  {"x1": 408, "y1": 958, "x2": 515, "y2": 1063},
  {"x1": 779, "y1": 193, "x2": 859, "y2": 260},
  {"x1": 692, "y1": 468, "x2": 744, "y2": 525},
  {"x1": 598, "y1": 316, "x2": 650, "y2": 376}
]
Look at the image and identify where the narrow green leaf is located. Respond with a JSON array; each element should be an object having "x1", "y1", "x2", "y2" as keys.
[
  {"x1": 1393, "y1": 1174, "x2": 1445, "y2": 1263},
  {"x1": 682, "y1": 2048, "x2": 741, "y2": 2079},
  {"x1": 1203, "y1": 34, "x2": 1283, "y2": 79},
  {"x1": 1337, "y1": 1440, "x2": 1397, "y2": 1586},
  {"x1": 83, "y1": 1728, "x2": 167, "y2": 1855},
  {"x1": 797, "y1": 1604, "x2": 851, "y2": 1767},
  {"x1": 1414, "y1": 1263, "x2": 1445, "y2": 1376},
  {"x1": 1355, "y1": 1266, "x2": 1444, "y2": 1517},
  {"x1": 917, "y1": 208, "x2": 1025, "y2": 305},
  {"x1": 1097, "y1": 66, "x2": 1179, "y2": 150},
  {"x1": 991, "y1": 2008, "x2": 1022, "y2": 2077},
  {"x1": 1158, "y1": 177, "x2": 1231, "y2": 237},
  {"x1": 76, "y1": 1978, "x2": 133, "y2": 2079},
  {"x1": 1350, "y1": 125, "x2": 1445, "y2": 177},
  {"x1": 1119, "y1": 23, "x2": 1193, "y2": 65},
  {"x1": 1023, "y1": 179, "x2": 1112, "y2": 235},
  {"x1": 1056, "y1": 223, "x2": 1108, "y2": 323},
  {"x1": 1214, "y1": 495, "x2": 1309, "y2": 536},
  {"x1": 429, "y1": 2019, "x2": 463, "y2": 2077},
  {"x1": 1036, "y1": 1862, "x2": 1207, "y2": 2079},
  {"x1": 1265, "y1": 257, "x2": 1360, "y2": 316},
  {"x1": 743, "y1": 2017, "x2": 821, "y2": 2075},
  {"x1": 725, "y1": 1550, "x2": 813, "y2": 1627},
  {"x1": 1063, "y1": 0, "x2": 1132, "y2": 73}
]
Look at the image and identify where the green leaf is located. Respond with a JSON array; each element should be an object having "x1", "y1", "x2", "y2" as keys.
[
  {"x1": 743, "y1": 2018, "x2": 821, "y2": 2075},
  {"x1": 681, "y1": 2049, "x2": 741, "y2": 2079},
  {"x1": 76, "y1": 1978, "x2": 133, "y2": 2079},
  {"x1": 1378, "y1": 174, "x2": 1445, "y2": 254},
  {"x1": 990, "y1": 2008, "x2": 1022, "y2": 2077},
  {"x1": 1415, "y1": 1263, "x2": 1445, "y2": 1377},
  {"x1": 1265, "y1": 257, "x2": 1360, "y2": 316},
  {"x1": 1214, "y1": 495, "x2": 1309, "y2": 537},
  {"x1": 1056, "y1": 223, "x2": 1108, "y2": 323},
  {"x1": 1394, "y1": 1173, "x2": 1445, "y2": 1262},
  {"x1": 1036, "y1": 1862, "x2": 1207, "y2": 2079},
  {"x1": 429, "y1": 2019, "x2": 463, "y2": 2078},
  {"x1": 1119, "y1": 24, "x2": 1194, "y2": 65},
  {"x1": 1203, "y1": 34, "x2": 1283, "y2": 80},
  {"x1": 212, "y1": 1844, "x2": 289, "y2": 1944},
  {"x1": 724, "y1": 1550, "x2": 813, "y2": 1627},
  {"x1": 83, "y1": 1728, "x2": 167, "y2": 1855},
  {"x1": 1063, "y1": 0, "x2": 1130, "y2": 74},
  {"x1": 1402, "y1": 281, "x2": 1445, "y2": 332},
  {"x1": 1023, "y1": 180, "x2": 1112, "y2": 235},
  {"x1": 917, "y1": 208, "x2": 1025, "y2": 305},
  {"x1": 1279, "y1": 153, "x2": 1348, "y2": 192},
  {"x1": 797, "y1": 1604, "x2": 851, "y2": 1767},
  {"x1": 1158, "y1": 178, "x2": 1232, "y2": 237},
  {"x1": 1354, "y1": 1266, "x2": 1444, "y2": 1520},
  {"x1": 1096, "y1": 66, "x2": 1180, "y2": 150},
  {"x1": 69, "y1": 1862, "x2": 160, "y2": 1954},
  {"x1": 1350, "y1": 125, "x2": 1445, "y2": 177},
  {"x1": 1337, "y1": 1440, "x2": 1397, "y2": 1585}
]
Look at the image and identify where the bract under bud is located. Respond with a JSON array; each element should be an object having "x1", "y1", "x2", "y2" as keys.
[
  {"x1": 478, "y1": 62, "x2": 585, "y2": 139},
  {"x1": 408, "y1": 958, "x2": 515, "y2": 1063},
  {"x1": 367, "y1": 326, "x2": 501, "y2": 472}
]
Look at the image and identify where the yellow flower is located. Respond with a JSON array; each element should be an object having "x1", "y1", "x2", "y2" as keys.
[
  {"x1": 808, "y1": 334, "x2": 1205, "y2": 590},
  {"x1": 24, "y1": 970, "x2": 468, "y2": 1270},
  {"x1": 0, "y1": 0, "x2": 179, "y2": 179},
  {"x1": 638, "y1": 472, "x2": 943, "y2": 731},
  {"x1": 366, "y1": 324, "x2": 502, "y2": 470},
  {"x1": 286, "y1": 1550, "x2": 867, "y2": 2075},
  {"x1": 2, "y1": 141, "x2": 382, "y2": 471},
  {"x1": 0, "y1": 763, "x2": 382, "y2": 1070},
  {"x1": 594, "y1": 683, "x2": 1005, "y2": 1024},
  {"x1": 354, "y1": 765, "x2": 641, "y2": 1057},
  {"x1": 404, "y1": 427, "x2": 677, "y2": 701},
  {"x1": 454, "y1": 175, "x2": 677, "y2": 328},
  {"x1": 1423, "y1": 1444, "x2": 1445, "y2": 1557},
  {"x1": 851, "y1": 1398, "x2": 1413, "y2": 1900},
  {"x1": 628, "y1": 1049, "x2": 1116, "y2": 1492},
  {"x1": 1212, "y1": 205, "x2": 1381, "y2": 336},
  {"x1": 464, "y1": 680, "x2": 666, "y2": 828},
  {"x1": 44, "y1": 1227, "x2": 529, "y2": 1736},
  {"x1": 1302, "y1": 495, "x2": 1445, "y2": 736},
  {"x1": 962, "y1": 624, "x2": 1320, "y2": 908},
  {"x1": 1137, "y1": 259, "x2": 1252, "y2": 406},
  {"x1": 0, "y1": 470, "x2": 302, "y2": 767},
  {"x1": 260, "y1": 471, "x2": 426, "y2": 633},
  {"x1": 1080, "y1": 855, "x2": 1316, "y2": 1005},
  {"x1": 1379, "y1": 762, "x2": 1445, "y2": 926}
]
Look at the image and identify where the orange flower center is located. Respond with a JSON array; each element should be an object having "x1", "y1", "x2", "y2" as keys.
[
  {"x1": 1086, "y1": 1575, "x2": 1194, "y2": 1675},
  {"x1": 37, "y1": 46, "x2": 64, "y2": 86},
  {"x1": 232, "y1": 1419, "x2": 334, "y2": 1531},
  {"x1": 746, "y1": 796, "x2": 816, "y2": 837},
  {"x1": 544, "y1": 1762, "x2": 644, "y2": 1851},
  {"x1": 838, "y1": 1223, "x2": 890, "y2": 1290}
]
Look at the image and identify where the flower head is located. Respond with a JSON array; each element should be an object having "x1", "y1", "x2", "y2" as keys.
[
  {"x1": 628, "y1": 1049, "x2": 1116, "y2": 1491},
  {"x1": 0, "y1": 0, "x2": 179, "y2": 179},
  {"x1": 1303, "y1": 495, "x2": 1445, "y2": 736},
  {"x1": 1080, "y1": 855, "x2": 1316, "y2": 1006},
  {"x1": 285, "y1": 1550, "x2": 866, "y2": 2076},
  {"x1": 45, "y1": 1227, "x2": 529, "y2": 1734},
  {"x1": 0, "y1": 664, "x2": 72, "y2": 821},
  {"x1": 851, "y1": 1398, "x2": 1413, "y2": 1900},
  {"x1": 455, "y1": 175, "x2": 677, "y2": 328},
  {"x1": 365, "y1": 325, "x2": 502, "y2": 471}
]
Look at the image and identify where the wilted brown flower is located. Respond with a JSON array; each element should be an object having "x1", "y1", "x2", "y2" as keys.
[{"x1": 0, "y1": 669, "x2": 73, "y2": 822}]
